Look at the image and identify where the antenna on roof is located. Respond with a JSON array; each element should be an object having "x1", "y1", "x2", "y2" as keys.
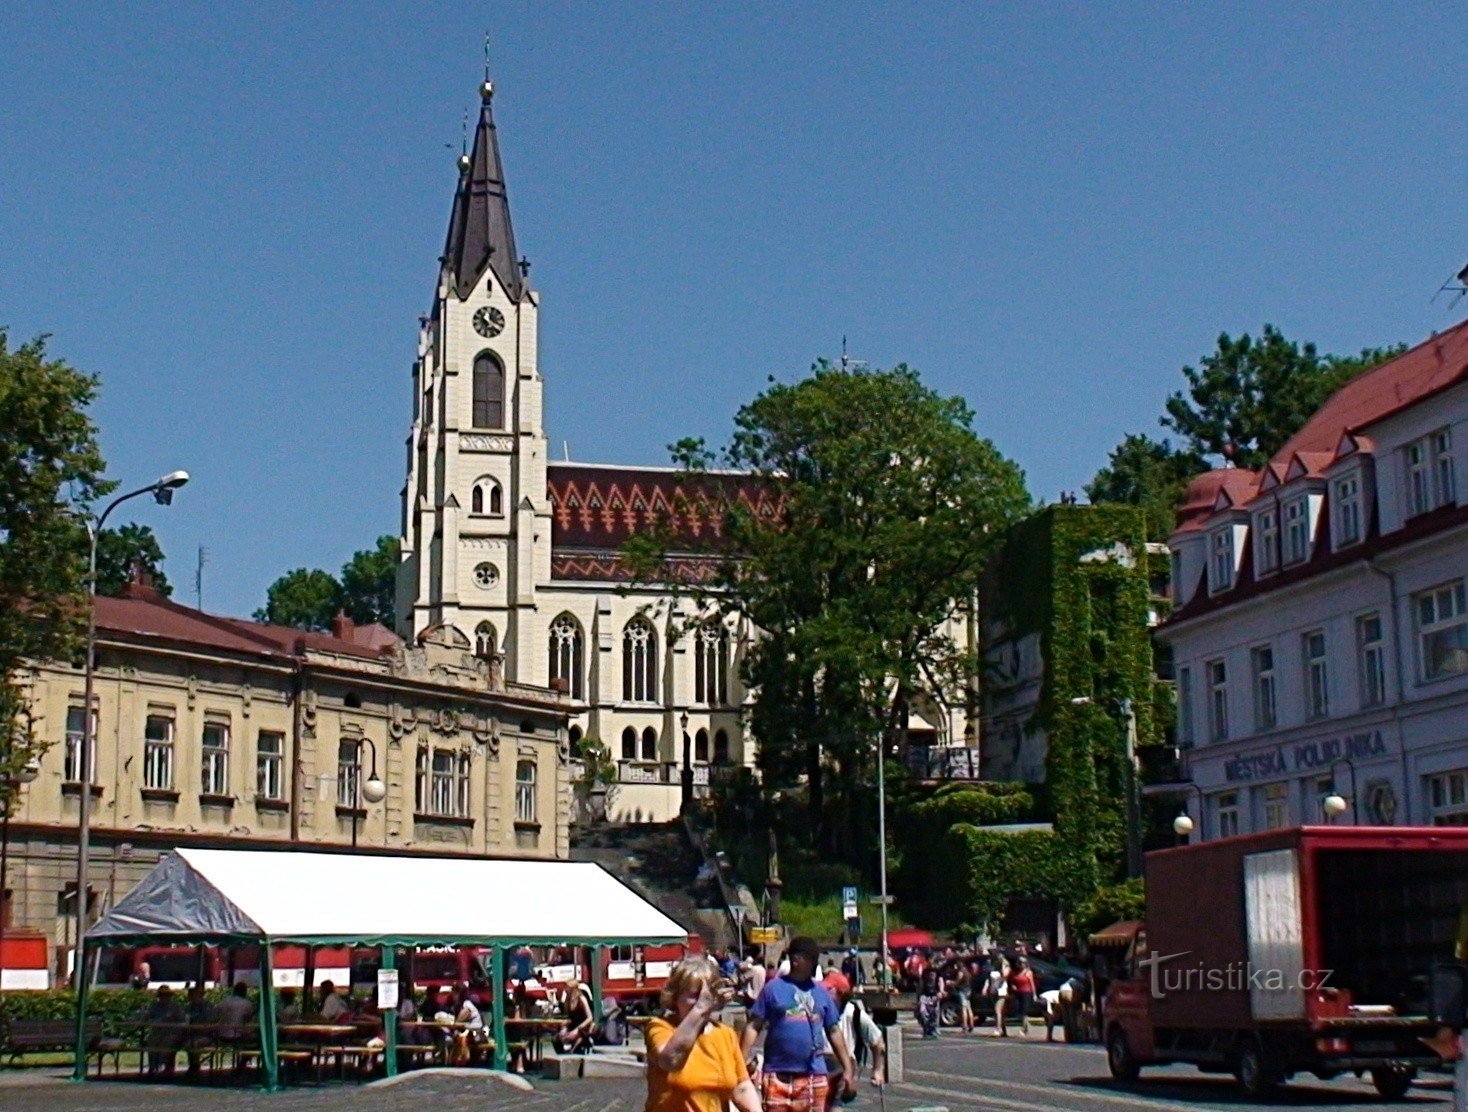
[
  {"x1": 563, "y1": 440, "x2": 571, "y2": 461},
  {"x1": 1431, "y1": 261, "x2": 1468, "y2": 308}
]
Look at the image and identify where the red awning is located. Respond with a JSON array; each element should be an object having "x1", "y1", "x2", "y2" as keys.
[
  {"x1": 1089, "y1": 920, "x2": 1143, "y2": 948},
  {"x1": 887, "y1": 929, "x2": 935, "y2": 949}
]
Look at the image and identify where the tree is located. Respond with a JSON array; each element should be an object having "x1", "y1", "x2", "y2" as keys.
[
  {"x1": 94, "y1": 522, "x2": 171, "y2": 597},
  {"x1": 0, "y1": 330, "x2": 109, "y2": 808},
  {"x1": 1162, "y1": 325, "x2": 1404, "y2": 469},
  {"x1": 254, "y1": 568, "x2": 343, "y2": 631},
  {"x1": 637, "y1": 362, "x2": 1031, "y2": 859},
  {"x1": 1086, "y1": 434, "x2": 1206, "y2": 542},
  {"x1": 339, "y1": 535, "x2": 399, "y2": 627}
]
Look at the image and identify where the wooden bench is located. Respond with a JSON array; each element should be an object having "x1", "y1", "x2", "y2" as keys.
[
  {"x1": 395, "y1": 1043, "x2": 439, "y2": 1069},
  {"x1": 5, "y1": 1018, "x2": 105, "y2": 1064}
]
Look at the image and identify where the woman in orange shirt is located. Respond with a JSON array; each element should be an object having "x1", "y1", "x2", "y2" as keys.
[{"x1": 646, "y1": 957, "x2": 762, "y2": 1112}]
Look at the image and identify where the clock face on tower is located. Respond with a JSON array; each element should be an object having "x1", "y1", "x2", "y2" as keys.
[{"x1": 472, "y1": 306, "x2": 506, "y2": 338}]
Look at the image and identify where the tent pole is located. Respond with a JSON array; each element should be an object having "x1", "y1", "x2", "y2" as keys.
[
  {"x1": 303, "y1": 945, "x2": 315, "y2": 1014},
  {"x1": 491, "y1": 943, "x2": 508, "y2": 1071},
  {"x1": 382, "y1": 946, "x2": 398, "y2": 1078},
  {"x1": 259, "y1": 944, "x2": 281, "y2": 1091},
  {"x1": 589, "y1": 944, "x2": 603, "y2": 1024},
  {"x1": 70, "y1": 937, "x2": 91, "y2": 1081}
]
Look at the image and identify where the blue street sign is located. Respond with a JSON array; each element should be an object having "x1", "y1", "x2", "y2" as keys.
[{"x1": 842, "y1": 886, "x2": 859, "y2": 906}]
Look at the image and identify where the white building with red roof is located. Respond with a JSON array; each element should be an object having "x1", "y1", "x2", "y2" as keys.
[{"x1": 1158, "y1": 320, "x2": 1468, "y2": 837}]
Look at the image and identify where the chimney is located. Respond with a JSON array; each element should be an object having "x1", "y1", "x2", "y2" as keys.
[{"x1": 330, "y1": 611, "x2": 355, "y2": 641}]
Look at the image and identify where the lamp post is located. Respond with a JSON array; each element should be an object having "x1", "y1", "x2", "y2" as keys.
[
  {"x1": 1322, "y1": 758, "x2": 1358, "y2": 823},
  {"x1": 1171, "y1": 783, "x2": 1206, "y2": 844},
  {"x1": 74, "y1": 470, "x2": 189, "y2": 972},
  {"x1": 350, "y1": 738, "x2": 387, "y2": 850},
  {"x1": 679, "y1": 710, "x2": 693, "y2": 815}
]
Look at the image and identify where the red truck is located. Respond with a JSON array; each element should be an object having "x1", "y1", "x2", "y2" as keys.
[{"x1": 1102, "y1": 825, "x2": 1464, "y2": 1100}]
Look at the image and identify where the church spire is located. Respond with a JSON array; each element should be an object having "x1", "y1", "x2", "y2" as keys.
[{"x1": 442, "y1": 73, "x2": 524, "y2": 303}]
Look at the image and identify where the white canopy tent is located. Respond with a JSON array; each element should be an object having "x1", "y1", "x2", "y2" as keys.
[{"x1": 76, "y1": 848, "x2": 689, "y2": 1086}]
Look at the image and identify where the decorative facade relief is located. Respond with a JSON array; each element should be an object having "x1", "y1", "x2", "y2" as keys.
[{"x1": 460, "y1": 433, "x2": 515, "y2": 453}]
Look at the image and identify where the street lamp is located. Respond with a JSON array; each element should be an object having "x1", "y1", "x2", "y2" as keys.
[
  {"x1": 1171, "y1": 783, "x2": 1206, "y2": 844},
  {"x1": 1322, "y1": 758, "x2": 1358, "y2": 824},
  {"x1": 350, "y1": 738, "x2": 387, "y2": 849},
  {"x1": 679, "y1": 710, "x2": 693, "y2": 814},
  {"x1": 75, "y1": 470, "x2": 189, "y2": 967}
]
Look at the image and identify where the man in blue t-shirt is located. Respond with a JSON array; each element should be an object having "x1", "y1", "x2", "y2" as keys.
[{"x1": 741, "y1": 936, "x2": 856, "y2": 1112}]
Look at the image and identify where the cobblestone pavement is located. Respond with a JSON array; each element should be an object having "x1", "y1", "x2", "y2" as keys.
[{"x1": 0, "y1": 1030, "x2": 1454, "y2": 1112}]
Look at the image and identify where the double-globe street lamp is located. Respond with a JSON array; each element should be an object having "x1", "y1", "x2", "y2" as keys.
[{"x1": 73, "y1": 470, "x2": 189, "y2": 974}]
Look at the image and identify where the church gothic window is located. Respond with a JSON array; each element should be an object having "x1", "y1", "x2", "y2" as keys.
[
  {"x1": 475, "y1": 621, "x2": 497, "y2": 659},
  {"x1": 694, "y1": 622, "x2": 730, "y2": 706},
  {"x1": 713, "y1": 729, "x2": 730, "y2": 764},
  {"x1": 471, "y1": 477, "x2": 503, "y2": 516},
  {"x1": 623, "y1": 617, "x2": 657, "y2": 703},
  {"x1": 621, "y1": 726, "x2": 637, "y2": 761},
  {"x1": 695, "y1": 728, "x2": 709, "y2": 763},
  {"x1": 472, "y1": 352, "x2": 505, "y2": 429},
  {"x1": 641, "y1": 726, "x2": 658, "y2": 762},
  {"x1": 548, "y1": 613, "x2": 584, "y2": 700}
]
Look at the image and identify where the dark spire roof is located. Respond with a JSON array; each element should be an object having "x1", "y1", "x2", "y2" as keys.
[{"x1": 442, "y1": 80, "x2": 523, "y2": 303}]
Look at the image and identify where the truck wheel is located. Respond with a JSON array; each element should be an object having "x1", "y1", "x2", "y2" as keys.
[
  {"x1": 1370, "y1": 1065, "x2": 1415, "y2": 1100},
  {"x1": 1235, "y1": 1038, "x2": 1283, "y2": 1099},
  {"x1": 1107, "y1": 1027, "x2": 1140, "y2": 1082}
]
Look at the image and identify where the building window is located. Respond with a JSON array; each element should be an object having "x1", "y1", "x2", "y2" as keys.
[
  {"x1": 337, "y1": 739, "x2": 361, "y2": 808},
  {"x1": 1215, "y1": 791, "x2": 1241, "y2": 838},
  {"x1": 64, "y1": 705, "x2": 96, "y2": 784},
  {"x1": 1176, "y1": 666, "x2": 1194, "y2": 747},
  {"x1": 1334, "y1": 474, "x2": 1362, "y2": 547},
  {"x1": 694, "y1": 622, "x2": 730, "y2": 706},
  {"x1": 713, "y1": 729, "x2": 730, "y2": 764},
  {"x1": 1207, "y1": 659, "x2": 1228, "y2": 742},
  {"x1": 472, "y1": 352, "x2": 505, "y2": 429},
  {"x1": 256, "y1": 731, "x2": 284, "y2": 801},
  {"x1": 143, "y1": 714, "x2": 174, "y2": 791},
  {"x1": 622, "y1": 617, "x2": 658, "y2": 703},
  {"x1": 201, "y1": 721, "x2": 230, "y2": 796},
  {"x1": 694, "y1": 728, "x2": 710, "y2": 763},
  {"x1": 473, "y1": 562, "x2": 499, "y2": 589},
  {"x1": 1356, "y1": 613, "x2": 1387, "y2": 708},
  {"x1": 548, "y1": 613, "x2": 585, "y2": 699},
  {"x1": 1261, "y1": 782, "x2": 1289, "y2": 830},
  {"x1": 471, "y1": 477, "x2": 504, "y2": 517},
  {"x1": 1210, "y1": 530, "x2": 1234, "y2": 593},
  {"x1": 1416, "y1": 580, "x2": 1468, "y2": 681},
  {"x1": 640, "y1": 726, "x2": 658, "y2": 762},
  {"x1": 1407, "y1": 430, "x2": 1455, "y2": 517},
  {"x1": 1283, "y1": 498, "x2": 1310, "y2": 565},
  {"x1": 1435, "y1": 429, "x2": 1457, "y2": 507},
  {"x1": 416, "y1": 747, "x2": 471, "y2": 818},
  {"x1": 515, "y1": 759, "x2": 537, "y2": 824},
  {"x1": 1255, "y1": 506, "x2": 1279, "y2": 575},
  {"x1": 1428, "y1": 769, "x2": 1468, "y2": 825},
  {"x1": 475, "y1": 621, "x2": 497, "y2": 659},
  {"x1": 1303, "y1": 630, "x2": 1329, "y2": 719},
  {"x1": 621, "y1": 726, "x2": 637, "y2": 760},
  {"x1": 1251, "y1": 646, "x2": 1276, "y2": 732}
]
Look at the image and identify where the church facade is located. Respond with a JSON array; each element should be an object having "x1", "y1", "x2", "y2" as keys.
[{"x1": 396, "y1": 77, "x2": 967, "y2": 820}]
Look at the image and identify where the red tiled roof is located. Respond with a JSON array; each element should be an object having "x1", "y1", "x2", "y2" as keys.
[{"x1": 1174, "y1": 468, "x2": 1259, "y2": 533}]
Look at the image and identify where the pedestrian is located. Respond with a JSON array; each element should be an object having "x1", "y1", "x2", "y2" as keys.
[
  {"x1": 318, "y1": 979, "x2": 350, "y2": 1021},
  {"x1": 1007, "y1": 957, "x2": 1036, "y2": 1037},
  {"x1": 645, "y1": 957, "x2": 760, "y2": 1112},
  {"x1": 820, "y1": 971, "x2": 885, "y2": 1099},
  {"x1": 915, "y1": 963, "x2": 943, "y2": 1038},
  {"x1": 983, "y1": 957, "x2": 1010, "y2": 1036},
  {"x1": 739, "y1": 951, "x2": 767, "y2": 1007},
  {"x1": 740, "y1": 936, "x2": 856, "y2": 1112},
  {"x1": 554, "y1": 977, "x2": 597, "y2": 1054},
  {"x1": 140, "y1": 984, "x2": 185, "y2": 1076},
  {"x1": 840, "y1": 949, "x2": 862, "y2": 989},
  {"x1": 950, "y1": 959, "x2": 974, "y2": 1033}
]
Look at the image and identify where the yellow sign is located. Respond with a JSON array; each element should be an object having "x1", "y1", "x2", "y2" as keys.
[{"x1": 748, "y1": 926, "x2": 781, "y2": 944}]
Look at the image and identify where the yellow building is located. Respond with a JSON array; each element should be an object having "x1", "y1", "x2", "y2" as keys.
[{"x1": 6, "y1": 579, "x2": 571, "y2": 982}]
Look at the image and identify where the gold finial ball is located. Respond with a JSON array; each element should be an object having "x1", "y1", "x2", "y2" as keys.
[
  {"x1": 457, "y1": 153, "x2": 472, "y2": 173},
  {"x1": 481, "y1": 79, "x2": 494, "y2": 101}
]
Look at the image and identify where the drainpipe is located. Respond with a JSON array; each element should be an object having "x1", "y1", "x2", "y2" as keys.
[
  {"x1": 289, "y1": 651, "x2": 306, "y2": 842},
  {"x1": 1365, "y1": 558, "x2": 1412, "y2": 819}
]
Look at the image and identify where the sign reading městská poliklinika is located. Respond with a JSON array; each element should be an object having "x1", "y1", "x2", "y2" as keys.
[{"x1": 1223, "y1": 730, "x2": 1388, "y2": 784}]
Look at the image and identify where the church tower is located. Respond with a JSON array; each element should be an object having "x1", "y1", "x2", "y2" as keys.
[{"x1": 397, "y1": 72, "x2": 550, "y2": 680}]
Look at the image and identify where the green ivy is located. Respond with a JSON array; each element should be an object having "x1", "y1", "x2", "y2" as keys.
[{"x1": 948, "y1": 826, "x2": 1098, "y2": 934}]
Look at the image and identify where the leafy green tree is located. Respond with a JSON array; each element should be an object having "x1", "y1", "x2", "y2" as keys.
[
  {"x1": 94, "y1": 522, "x2": 172, "y2": 597},
  {"x1": 254, "y1": 568, "x2": 343, "y2": 631},
  {"x1": 339, "y1": 535, "x2": 398, "y2": 627},
  {"x1": 1162, "y1": 326, "x2": 1404, "y2": 469},
  {"x1": 1086, "y1": 434, "x2": 1206, "y2": 542},
  {"x1": 636, "y1": 362, "x2": 1031, "y2": 858},
  {"x1": 0, "y1": 330, "x2": 109, "y2": 808}
]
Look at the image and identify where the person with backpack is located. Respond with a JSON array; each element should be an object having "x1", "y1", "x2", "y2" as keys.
[{"x1": 820, "y1": 970, "x2": 885, "y2": 1100}]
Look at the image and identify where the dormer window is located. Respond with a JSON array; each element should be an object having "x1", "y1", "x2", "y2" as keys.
[
  {"x1": 1407, "y1": 429, "x2": 1455, "y2": 517},
  {"x1": 1210, "y1": 529, "x2": 1234, "y2": 593},
  {"x1": 1255, "y1": 507, "x2": 1279, "y2": 575},
  {"x1": 1333, "y1": 473, "x2": 1362, "y2": 547},
  {"x1": 1282, "y1": 498, "x2": 1310, "y2": 566}
]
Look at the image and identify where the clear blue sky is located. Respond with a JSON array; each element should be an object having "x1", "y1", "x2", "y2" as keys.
[{"x1": 4, "y1": 3, "x2": 1465, "y2": 620}]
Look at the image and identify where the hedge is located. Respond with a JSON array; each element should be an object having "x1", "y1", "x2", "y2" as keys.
[{"x1": 0, "y1": 987, "x2": 234, "y2": 1049}]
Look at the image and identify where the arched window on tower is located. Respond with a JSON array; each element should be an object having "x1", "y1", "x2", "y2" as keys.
[
  {"x1": 640, "y1": 726, "x2": 658, "y2": 762},
  {"x1": 695, "y1": 728, "x2": 710, "y2": 763},
  {"x1": 548, "y1": 613, "x2": 584, "y2": 700},
  {"x1": 475, "y1": 621, "x2": 497, "y2": 660},
  {"x1": 472, "y1": 352, "x2": 505, "y2": 429},
  {"x1": 713, "y1": 729, "x2": 730, "y2": 764},
  {"x1": 622, "y1": 617, "x2": 658, "y2": 703},
  {"x1": 471, "y1": 476, "x2": 504, "y2": 517},
  {"x1": 694, "y1": 622, "x2": 730, "y2": 706},
  {"x1": 621, "y1": 726, "x2": 638, "y2": 761}
]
